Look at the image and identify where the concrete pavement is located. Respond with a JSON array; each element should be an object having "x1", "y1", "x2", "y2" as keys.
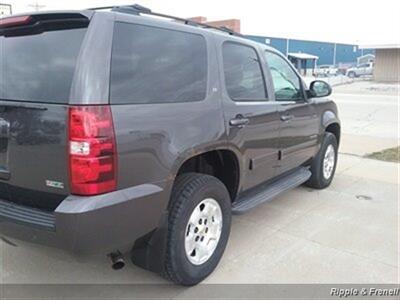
[{"x1": 333, "y1": 82, "x2": 399, "y2": 156}]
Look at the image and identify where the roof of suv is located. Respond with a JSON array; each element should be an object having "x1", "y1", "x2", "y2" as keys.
[
  {"x1": 98, "y1": 8, "x2": 278, "y2": 52},
  {"x1": 9, "y1": 8, "x2": 277, "y2": 53}
]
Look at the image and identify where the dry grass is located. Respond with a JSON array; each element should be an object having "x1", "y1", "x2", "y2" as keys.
[{"x1": 366, "y1": 146, "x2": 400, "y2": 163}]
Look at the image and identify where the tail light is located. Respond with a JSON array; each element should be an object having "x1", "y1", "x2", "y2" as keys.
[
  {"x1": 0, "y1": 16, "x2": 32, "y2": 28},
  {"x1": 68, "y1": 106, "x2": 117, "y2": 195}
]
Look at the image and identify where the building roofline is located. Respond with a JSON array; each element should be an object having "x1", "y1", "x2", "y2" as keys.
[
  {"x1": 288, "y1": 52, "x2": 319, "y2": 60},
  {"x1": 360, "y1": 44, "x2": 400, "y2": 49}
]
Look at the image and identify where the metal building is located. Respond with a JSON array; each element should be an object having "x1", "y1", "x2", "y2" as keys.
[
  {"x1": 361, "y1": 45, "x2": 400, "y2": 82},
  {"x1": 189, "y1": 16, "x2": 375, "y2": 68},
  {"x1": 246, "y1": 35, "x2": 375, "y2": 67}
]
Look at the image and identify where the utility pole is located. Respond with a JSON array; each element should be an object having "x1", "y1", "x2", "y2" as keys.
[
  {"x1": 286, "y1": 38, "x2": 289, "y2": 56},
  {"x1": 333, "y1": 43, "x2": 337, "y2": 67},
  {"x1": 28, "y1": 1, "x2": 46, "y2": 12}
]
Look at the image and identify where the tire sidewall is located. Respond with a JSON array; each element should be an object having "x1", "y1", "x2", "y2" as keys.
[
  {"x1": 318, "y1": 133, "x2": 338, "y2": 187},
  {"x1": 168, "y1": 176, "x2": 231, "y2": 285}
]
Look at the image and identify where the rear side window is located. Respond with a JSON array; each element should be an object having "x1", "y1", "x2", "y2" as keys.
[
  {"x1": 222, "y1": 42, "x2": 267, "y2": 101},
  {"x1": 110, "y1": 22, "x2": 207, "y2": 104},
  {"x1": 0, "y1": 28, "x2": 87, "y2": 104}
]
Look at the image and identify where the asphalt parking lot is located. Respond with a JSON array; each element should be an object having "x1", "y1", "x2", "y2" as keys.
[{"x1": 0, "y1": 81, "x2": 398, "y2": 285}]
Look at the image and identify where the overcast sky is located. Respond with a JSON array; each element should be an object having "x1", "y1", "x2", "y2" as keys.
[{"x1": 3, "y1": 0, "x2": 400, "y2": 45}]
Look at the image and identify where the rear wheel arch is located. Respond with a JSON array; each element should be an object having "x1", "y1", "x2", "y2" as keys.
[{"x1": 173, "y1": 149, "x2": 241, "y2": 202}]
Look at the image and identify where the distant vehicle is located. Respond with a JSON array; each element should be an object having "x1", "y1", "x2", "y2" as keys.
[
  {"x1": 346, "y1": 62, "x2": 374, "y2": 78},
  {"x1": 337, "y1": 63, "x2": 353, "y2": 76},
  {"x1": 357, "y1": 54, "x2": 375, "y2": 66},
  {"x1": 315, "y1": 65, "x2": 338, "y2": 77}
]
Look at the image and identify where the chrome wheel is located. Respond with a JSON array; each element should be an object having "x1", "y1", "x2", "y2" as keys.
[
  {"x1": 323, "y1": 144, "x2": 335, "y2": 180},
  {"x1": 184, "y1": 198, "x2": 222, "y2": 265}
]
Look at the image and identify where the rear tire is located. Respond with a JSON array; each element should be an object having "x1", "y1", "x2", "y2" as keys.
[
  {"x1": 306, "y1": 132, "x2": 338, "y2": 189},
  {"x1": 164, "y1": 173, "x2": 231, "y2": 286}
]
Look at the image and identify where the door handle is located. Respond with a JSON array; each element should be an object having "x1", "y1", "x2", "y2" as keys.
[
  {"x1": 229, "y1": 117, "x2": 249, "y2": 127},
  {"x1": 280, "y1": 114, "x2": 293, "y2": 122}
]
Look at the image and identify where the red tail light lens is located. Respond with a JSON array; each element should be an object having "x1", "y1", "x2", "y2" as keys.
[
  {"x1": 0, "y1": 16, "x2": 32, "y2": 28},
  {"x1": 68, "y1": 106, "x2": 117, "y2": 195}
]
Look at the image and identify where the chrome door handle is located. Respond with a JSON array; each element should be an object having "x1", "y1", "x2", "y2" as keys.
[
  {"x1": 280, "y1": 114, "x2": 293, "y2": 122},
  {"x1": 229, "y1": 118, "x2": 250, "y2": 127}
]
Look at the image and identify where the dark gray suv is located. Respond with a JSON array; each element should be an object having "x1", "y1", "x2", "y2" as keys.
[{"x1": 0, "y1": 5, "x2": 340, "y2": 285}]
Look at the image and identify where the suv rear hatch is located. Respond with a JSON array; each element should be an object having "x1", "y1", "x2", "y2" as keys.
[{"x1": 0, "y1": 13, "x2": 90, "y2": 211}]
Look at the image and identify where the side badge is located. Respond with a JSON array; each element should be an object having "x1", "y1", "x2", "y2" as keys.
[{"x1": 46, "y1": 180, "x2": 64, "y2": 189}]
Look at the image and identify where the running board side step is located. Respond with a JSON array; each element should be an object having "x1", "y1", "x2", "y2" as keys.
[{"x1": 232, "y1": 167, "x2": 311, "y2": 215}]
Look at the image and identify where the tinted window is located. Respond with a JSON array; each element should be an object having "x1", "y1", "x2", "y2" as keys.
[
  {"x1": 110, "y1": 23, "x2": 207, "y2": 104},
  {"x1": 265, "y1": 51, "x2": 304, "y2": 101},
  {"x1": 0, "y1": 28, "x2": 87, "y2": 103},
  {"x1": 222, "y1": 43, "x2": 266, "y2": 100}
]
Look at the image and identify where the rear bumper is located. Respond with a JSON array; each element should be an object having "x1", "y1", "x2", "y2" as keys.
[{"x1": 0, "y1": 183, "x2": 168, "y2": 255}]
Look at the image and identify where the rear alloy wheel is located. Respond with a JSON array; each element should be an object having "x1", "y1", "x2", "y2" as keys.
[
  {"x1": 184, "y1": 198, "x2": 223, "y2": 265},
  {"x1": 165, "y1": 173, "x2": 231, "y2": 286}
]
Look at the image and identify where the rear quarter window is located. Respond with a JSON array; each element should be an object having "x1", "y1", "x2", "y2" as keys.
[
  {"x1": 0, "y1": 28, "x2": 87, "y2": 104},
  {"x1": 110, "y1": 22, "x2": 208, "y2": 104}
]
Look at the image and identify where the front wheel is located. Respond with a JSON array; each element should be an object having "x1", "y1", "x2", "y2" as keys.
[
  {"x1": 348, "y1": 71, "x2": 356, "y2": 78},
  {"x1": 306, "y1": 132, "x2": 338, "y2": 189},
  {"x1": 164, "y1": 173, "x2": 231, "y2": 286}
]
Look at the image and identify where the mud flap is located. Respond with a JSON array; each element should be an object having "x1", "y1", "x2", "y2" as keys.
[{"x1": 130, "y1": 210, "x2": 169, "y2": 275}]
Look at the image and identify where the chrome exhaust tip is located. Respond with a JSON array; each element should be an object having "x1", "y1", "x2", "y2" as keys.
[{"x1": 108, "y1": 251, "x2": 125, "y2": 270}]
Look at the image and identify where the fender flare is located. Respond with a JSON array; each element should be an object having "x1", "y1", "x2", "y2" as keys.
[
  {"x1": 322, "y1": 110, "x2": 341, "y2": 144},
  {"x1": 170, "y1": 143, "x2": 243, "y2": 183},
  {"x1": 322, "y1": 110, "x2": 340, "y2": 129}
]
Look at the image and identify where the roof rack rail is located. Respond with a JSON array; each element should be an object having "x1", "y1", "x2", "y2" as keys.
[{"x1": 87, "y1": 4, "x2": 242, "y2": 37}]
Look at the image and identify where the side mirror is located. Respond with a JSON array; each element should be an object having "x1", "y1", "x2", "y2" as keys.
[{"x1": 308, "y1": 80, "x2": 332, "y2": 98}]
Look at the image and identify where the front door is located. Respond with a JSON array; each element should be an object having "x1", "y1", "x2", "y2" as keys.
[
  {"x1": 264, "y1": 51, "x2": 319, "y2": 175},
  {"x1": 219, "y1": 41, "x2": 281, "y2": 191}
]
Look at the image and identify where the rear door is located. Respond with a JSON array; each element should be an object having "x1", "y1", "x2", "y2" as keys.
[
  {"x1": 0, "y1": 13, "x2": 90, "y2": 210},
  {"x1": 219, "y1": 41, "x2": 280, "y2": 191},
  {"x1": 264, "y1": 51, "x2": 319, "y2": 175}
]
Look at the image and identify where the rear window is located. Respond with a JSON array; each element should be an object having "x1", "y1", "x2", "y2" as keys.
[
  {"x1": 110, "y1": 22, "x2": 207, "y2": 104},
  {"x1": 0, "y1": 28, "x2": 87, "y2": 104},
  {"x1": 222, "y1": 42, "x2": 267, "y2": 101}
]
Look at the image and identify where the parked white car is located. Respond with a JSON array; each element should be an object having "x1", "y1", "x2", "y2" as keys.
[
  {"x1": 346, "y1": 62, "x2": 374, "y2": 78},
  {"x1": 315, "y1": 65, "x2": 339, "y2": 77}
]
